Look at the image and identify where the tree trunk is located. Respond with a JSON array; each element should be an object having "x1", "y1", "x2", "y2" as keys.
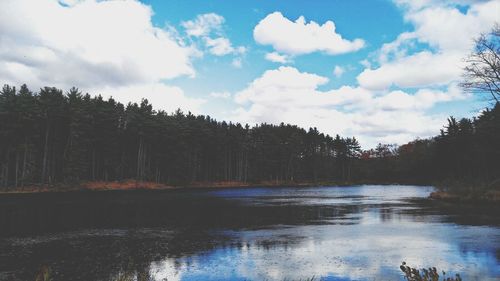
[
  {"x1": 22, "y1": 137, "x2": 28, "y2": 186},
  {"x1": 41, "y1": 121, "x2": 50, "y2": 183},
  {"x1": 15, "y1": 151, "x2": 19, "y2": 187}
]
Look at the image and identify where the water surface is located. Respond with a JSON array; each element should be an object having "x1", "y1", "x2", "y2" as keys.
[{"x1": 0, "y1": 185, "x2": 499, "y2": 280}]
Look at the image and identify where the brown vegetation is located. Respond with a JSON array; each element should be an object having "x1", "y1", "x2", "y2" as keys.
[
  {"x1": 400, "y1": 261, "x2": 462, "y2": 281},
  {"x1": 429, "y1": 190, "x2": 500, "y2": 203},
  {"x1": 0, "y1": 179, "x2": 320, "y2": 194},
  {"x1": 429, "y1": 180, "x2": 500, "y2": 203},
  {"x1": 82, "y1": 179, "x2": 173, "y2": 191}
]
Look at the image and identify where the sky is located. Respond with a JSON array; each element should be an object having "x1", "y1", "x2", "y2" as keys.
[{"x1": 0, "y1": 0, "x2": 498, "y2": 147}]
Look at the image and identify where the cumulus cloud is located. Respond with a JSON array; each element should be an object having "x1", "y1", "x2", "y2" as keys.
[
  {"x1": 357, "y1": 0, "x2": 498, "y2": 91},
  {"x1": 0, "y1": 0, "x2": 206, "y2": 113},
  {"x1": 358, "y1": 51, "x2": 464, "y2": 90},
  {"x1": 404, "y1": 1, "x2": 499, "y2": 52},
  {"x1": 372, "y1": 85, "x2": 466, "y2": 112},
  {"x1": 376, "y1": 32, "x2": 418, "y2": 64},
  {"x1": 0, "y1": 0, "x2": 195, "y2": 89},
  {"x1": 254, "y1": 12, "x2": 365, "y2": 56},
  {"x1": 96, "y1": 83, "x2": 205, "y2": 114},
  {"x1": 235, "y1": 67, "x2": 329, "y2": 105},
  {"x1": 265, "y1": 52, "x2": 291, "y2": 64},
  {"x1": 231, "y1": 66, "x2": 464, "y2": 146}
]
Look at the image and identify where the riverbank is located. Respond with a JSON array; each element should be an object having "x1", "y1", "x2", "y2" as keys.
[
  {"x1": 0, "y1": 179, "x2": 356, "y2": 194},
  {"x1": 429, "y1": 190, "x2": 500, "y2": 204},
  {"x1": 429, "y1": 179, "x2": 500, "y2": 204},
  {"x1": 4, "y1": 180, "x2": 500, "y2": 207}
]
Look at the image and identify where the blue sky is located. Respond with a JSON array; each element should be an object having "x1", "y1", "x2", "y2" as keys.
[
  {"x1": 150, "y1": 0, "x2": 407, "y2": 94},
  {"x1": 0, "y1": 0, "x2": 498, "y2": 147}
]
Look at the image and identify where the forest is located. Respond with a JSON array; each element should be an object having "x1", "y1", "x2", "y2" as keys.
[
  {"x1": 1, "y1": 27, "x2": 499, "y2": 192},
  {"x1": 0, "y1": 83, "x2": 498, "y2": 190}
]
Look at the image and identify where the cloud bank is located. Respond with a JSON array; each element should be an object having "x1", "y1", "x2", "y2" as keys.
[
  {"x1": 231, "y1": 66, "x2": 464, "y2": 146},
  {"x1": 0, "y1": 0, "x2": 203, "y2": 113}
]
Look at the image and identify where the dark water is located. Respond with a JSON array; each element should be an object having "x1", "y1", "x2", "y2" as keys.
[{"x1": 0, "y1": 185, "x2": 499, "y2": 281}]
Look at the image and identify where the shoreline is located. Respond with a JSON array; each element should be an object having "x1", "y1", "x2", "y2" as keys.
[
  {"x1": 1, "y1": 182, "x2": 497, "y2": 214},
  {"x1": 429, "y1": 190, "x2": 500, "y2": 204},
  {"x1": 4, "y1": 181, "x2": 498, "y2": 206},
  {"x1": 0, "y1": 179, "x2": 427, "y2": 195}
]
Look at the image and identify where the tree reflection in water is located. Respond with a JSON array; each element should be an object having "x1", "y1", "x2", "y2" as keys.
[{"x1": 0, "y1": 186, "x2": 499, "y2": 280}]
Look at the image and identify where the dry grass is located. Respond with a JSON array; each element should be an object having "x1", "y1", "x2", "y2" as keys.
[
  {"x1": 0, "y1": 179, "x2": 174, "y2": 194},
  {"x1": 430, "y1": 189, "x2": 500, "y2": 203},
  {"x1": 400, "y1": 262, "x2": 462, "y2": 281},
  {"x1": 0, "y1": 179, "x2": 419, "y2": 194},
  {"x1": 432, "y1": 179, "x2": 500, "y2": 203},
  {"x1": 82, "y1": 179, "x2": 173, "y2": 191},
  {"x1": 188, "y1": 180, "x2": 254, "y2": 188}
]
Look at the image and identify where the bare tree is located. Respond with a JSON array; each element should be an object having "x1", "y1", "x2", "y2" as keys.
[{"x1": 461, "y1": 24, "x2": 500, "y2": 103}]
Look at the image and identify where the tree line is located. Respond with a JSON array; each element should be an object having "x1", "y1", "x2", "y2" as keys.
[
  {"x1": 1, "y1": 83, "x2": 498, "y2": 190},
  {"x1": 0, "y1": 84, "x2": 365, "y2": 188},
  {"x1": 357, "y1": 104, "x2": 500, "y2": 186}
]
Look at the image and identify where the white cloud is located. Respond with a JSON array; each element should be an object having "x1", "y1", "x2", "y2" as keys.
[
  {"x1": 181, "y1": 13, "x2": 246, "y2": 63},
  {"x1": 0, "y1": 0, "x2": 195, "y2": 90},
  {"x1": 357, "y1": 0, "x2": 498, "y2": 91},
  {"x1": 231, "y1": 66, "x2": 464, "y2": 147},
  {"x1": 265, "y1": 52, "x2": 291, "y2": 64},
  {"x1": 203, "y1": 37, "x2": 247, "y2": 57},
  {"x1": 376, "y1": 32, "x2": 417, "y2": 64},
  {"x1": 254, "y1": 12, "x2": 365, "y2": 56},
  {"x1": 357, "y1": 51, "x2": 464, "y2": 90},
  {"x1": 234, "y1": 226, "x2": 459, "y2": 280},
  {"x1": 181, "y1": 13, "x2": 225, "y2": 38},
  {"x1": 372, "y1": 85, "x2": 466, "y2": 112},
  {"x1": 95, "y1": 83, "x2": 205, "y2": 114},
  {"x1": 333, "y1": 66, "x2": 345, "y2": 78},
  {"x1": 210, "y1": 91, "x2": 231, "y2": 99},
  {"x1": 0, "y1": 0, "x2": 207, "y2": 114},
  {"x1": 403, "y1": 1, "x2": 499, "y2": 52},
  {"x1": 234, "y1": 66, "x2": 330, "y2": 105},
  {"x1": 205, "y1": 37, "x2": 235, "y2": 56},
  {"x1": 394, "y1": 0, "x2": 495, "y2": 15}
]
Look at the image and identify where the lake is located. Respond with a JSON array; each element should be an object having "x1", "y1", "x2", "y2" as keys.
[{"x1": 0, "y1": 185, "x2": 499, "y2": 280}]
